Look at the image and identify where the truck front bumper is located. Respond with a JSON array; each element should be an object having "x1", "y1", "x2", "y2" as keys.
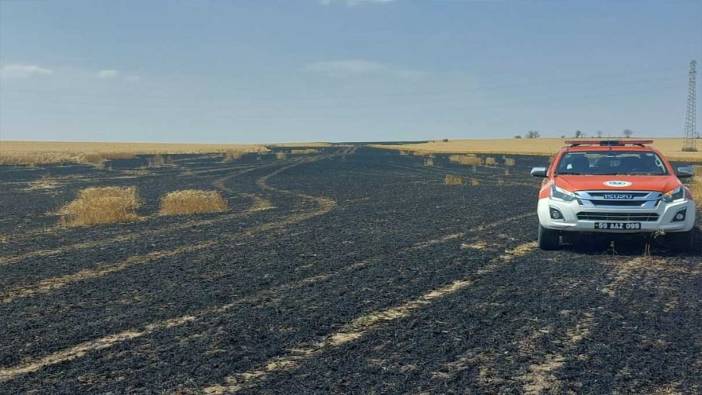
[{"x1": 537, "y1": 197, "x2": 696, "y2": 234}]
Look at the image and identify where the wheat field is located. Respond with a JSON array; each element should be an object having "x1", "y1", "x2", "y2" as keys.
[
  {"x1": 371, "y1": 138, "x2": 702, "y2": 162},
  {"x1": 0, "y1": 141, "x2": 270, "y2": 166},
  {"x1": 270, "y1": 142, "x2": 332, "y2": 148}
]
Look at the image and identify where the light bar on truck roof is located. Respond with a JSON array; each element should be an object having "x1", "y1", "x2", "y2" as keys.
[{"x1": 565, "y1": 140, "x2": 654, "y2": 147}]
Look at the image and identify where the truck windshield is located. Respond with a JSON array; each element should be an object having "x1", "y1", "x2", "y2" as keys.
[{"x1": 556, "y1": 151, "x2": 668, "y2": 176}]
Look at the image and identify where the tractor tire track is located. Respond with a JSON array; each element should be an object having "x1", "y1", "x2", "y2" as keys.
[
  {"x1": 0, "y1": 151, "x2": 344, "y2": 301},
  {"x1": 200, "y1": 241, "x2": 538, "y2": 394},
  {"x1": 0, "y1": 159, "x2": 312, "y2": 268},
  {"x1": 0, "y1": 221, "x2": 534, "y2": 384},
  {"x1": 0, "y1": 163, "x2": 262, "y2": 260}
]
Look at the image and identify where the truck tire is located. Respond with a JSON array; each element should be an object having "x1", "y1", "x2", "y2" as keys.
[
  {"x1": 538, "y1": 224, "x2": 560, "y2": 250},
  {"x1": 668, "y1": 229, "x2": 695, "y2": 253}
]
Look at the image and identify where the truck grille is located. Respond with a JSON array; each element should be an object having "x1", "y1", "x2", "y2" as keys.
[
  {"x1": 576, "y1": 212, "x2": 659, "y2": 222},
  {"x1": 577, "y1": 190, "x2": 661, "y2": 209},
  {"x1": 589, "y1": 200, "x2": 653, "y2": 207},
  {"x1": 586, "y1": 192, "x2": 650, "y2": 199}
]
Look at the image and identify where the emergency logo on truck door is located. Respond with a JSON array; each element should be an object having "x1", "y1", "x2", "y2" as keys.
[{"x1": 603, "y1": 180, "x2": 632, "y2": 187}]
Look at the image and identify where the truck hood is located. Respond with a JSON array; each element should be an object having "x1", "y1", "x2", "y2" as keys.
[{"x1": 554, "y1": 175, "x2": 680, "y2": 193}]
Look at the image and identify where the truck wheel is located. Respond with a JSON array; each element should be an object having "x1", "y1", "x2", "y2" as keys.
[
  {"x1": 668, "y1": 229, "x2": 695, "y2": 253},
  {"x1": 538, "y1": 224, "x2": 560, "y2": 250}
]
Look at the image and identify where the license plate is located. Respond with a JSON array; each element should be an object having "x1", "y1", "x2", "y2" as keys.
[{"x1": 594, "y1": 222, "x2": 641, "y2": 230}]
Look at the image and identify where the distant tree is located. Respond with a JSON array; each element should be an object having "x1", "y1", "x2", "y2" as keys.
[
  {"x1": 574, "y1": 130, "x2": 584, "y2": 138},
  {"x1": 560, "y1": 135, "x2": 566, "y2": 139},
  {"x1": 525, "y1": 130, "x2": 540, "y2": 139},
  {"x1": 514, "y1": 135, "x2": 522, "y2": 139},
  {"x1": 596, "y1": 130, "x2": 603, "y2": 138},
  {"x1": 623, "y1": 129, "x2": 634, "y2": 138}
]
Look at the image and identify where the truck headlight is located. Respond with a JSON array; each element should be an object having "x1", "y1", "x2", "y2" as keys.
[
  {"x1": 673, "y1": 209, "x2": 687, "y2": 222},
  {"x1": 549, "y1": 207, "x2": 565, "y2": 220},
  {"x1": 551, "y1": 185, "x2": 577, "y2": 202},
  {"x1": 662, "y1": 186, "x2": 685, "y2": 203}
]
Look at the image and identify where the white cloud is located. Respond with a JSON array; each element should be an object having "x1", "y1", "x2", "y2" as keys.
[
  {"x1": 304, "y1": 59, "x2": 423, "y2": 79},
  {"x1": 0, "y1": 64, "x2": 53, "y2": 79},
  {"x1": 320, "y1": 0, "x2": 396, "y2": 5},
  {"x1": 97, "y1": 69, "x2": 120, "y2": 79}
]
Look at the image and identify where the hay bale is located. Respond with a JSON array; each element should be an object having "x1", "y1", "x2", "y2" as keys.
[
  {"x1": 60, "y1": 187, "x2": 141, "y2": 227},
  {"x1": 444, "y1": 174, "x2": 464, "y2": 186},
  {"x1": 448, "y1": 154, "x2": 481, "y2": 166},
  {"x1": 159, "y1": 190, "x2": 229, "y2": 216}
]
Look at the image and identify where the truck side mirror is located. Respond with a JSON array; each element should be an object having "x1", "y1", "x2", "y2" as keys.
[
  {"x1": 530, "y1": 167, "x2": 547, "y2": 177},
  {"x1": 676, "y1": 166, "x2": 694, "y2": 178}
]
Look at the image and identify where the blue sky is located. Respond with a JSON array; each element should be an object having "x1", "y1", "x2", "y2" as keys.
[{"x1": 1, "y1": 0, "x2": 700, "y2": 143}]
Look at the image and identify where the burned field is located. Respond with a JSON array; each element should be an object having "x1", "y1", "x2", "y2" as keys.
[{"x1": 0, "y1": 147, "x2": 700, "y2": 393}]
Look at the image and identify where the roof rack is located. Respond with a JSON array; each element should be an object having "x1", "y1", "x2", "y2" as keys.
[{"x1": 565, "y1": 140, "x2": 653, "y2": 147}]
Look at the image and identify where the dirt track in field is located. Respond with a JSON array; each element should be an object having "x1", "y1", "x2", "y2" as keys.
[{"x1": 0, "y1": 147, "x2": 700, "y2": 393}]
